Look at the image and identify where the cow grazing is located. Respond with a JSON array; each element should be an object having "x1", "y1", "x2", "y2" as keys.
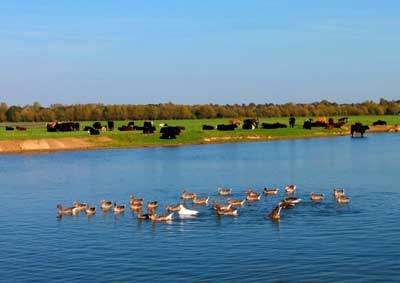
[
  {"x1": 229, "y1": 119, "x2": 241, "y2": 126},
  {"x1": 289, "y1": 116, "x2": 296, "y2": 128},
  {"x1": 351, "y1": 123, "x2": 369, "y2": 138},
  {"x1": 160, "y1": 126, "x2": 181, "y2": 139},
  {"x1": 93, "y1": 122, "x2": 102, "y2": 130},
  {"x1": 261, "y1": 122, "x2": 287, "y2": 129},
  {"x1": 217, "y1": 124, "x2": 237, "y2": 131},
  {"x1": 107, "y1": 121, "x2": 114, "y2": 131},
  {"x1": 16, "y1": 126, "x2": 27, "y2": 131},
  {"x1": 47, "y1": 122, "x2": 79, "y2": 132},
  {"x1": 242, "y1": 119, "x2": 259, "y2": 130},
  {"x1": 372, "y1": 120, "x2": 387, "y2": 126},
  {"x1": 89, "y1": 128, "x2": 100, "y2": 135},
  {"x1": 202, "y1": 125, "x2": 215, "y2": 130}
]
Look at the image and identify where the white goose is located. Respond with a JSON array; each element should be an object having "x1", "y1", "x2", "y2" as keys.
[{"x1": 178, "y1": 204, "x2": 199, "y2": 216}]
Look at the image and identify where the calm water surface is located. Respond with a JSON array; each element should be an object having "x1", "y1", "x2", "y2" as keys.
[{"x1": 0, "y1": 134, "x2": 399, "y2": 282}]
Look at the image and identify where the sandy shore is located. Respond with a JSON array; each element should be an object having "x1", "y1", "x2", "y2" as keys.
[{"x1": 0, "y1": 125, "x2": 398, "y2": 155}]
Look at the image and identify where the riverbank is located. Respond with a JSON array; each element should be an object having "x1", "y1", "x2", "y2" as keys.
[{"x1": 1, "y1": 124, "x2": 398, "y2": 154}]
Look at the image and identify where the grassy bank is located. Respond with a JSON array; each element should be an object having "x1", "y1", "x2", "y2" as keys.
[{"x1": 0, "y1": 116, "x2": 399, "y2": 151}]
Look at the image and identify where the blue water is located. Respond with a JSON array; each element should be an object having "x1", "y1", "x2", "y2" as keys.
[{"x1": 0, "y1": 134, "x2": 399, "y2": 283}]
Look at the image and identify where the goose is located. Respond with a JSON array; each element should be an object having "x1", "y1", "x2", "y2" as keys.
[
  {"x1": 137, "y1": 209, "x2": 151, "y2": 220},
  {"x1": 129, "y1": 195, "x2": 144, "y2": 206},
  {"x1": 147, "y1": 201, "x2": 158, "y2": 210},
  {"x1": 181, "y1": 189, "x2": 197, "y2": 200},
  {"x1": 149, "y1": 213, "x2": 174, "y2": 222},
  {"x1": 284, "y1": 197, "x2": 301, "y2": 204},
  {"x1": 268, "y1": 204, "x2": 282, "y2": 220},
  {"x1": 263, "y1": 188, "x2": 279, "y2": 195},
  {"x1": 101, "y1": 199, "x2": 113, "y2": 211},
  {"x1": 85, "y1": 205, "x2": 96, "y2": 215},
  {"x1": 193, "y1": 196, "x2": 209, "y2": 205},
  {"x1": 212, "y1": 200, "x2": 232, "y2": 211},
  {"x1": 310, "y1": 192, "x2": 324, "y2": 202},
  {"x1": 279, "y1": 201, "x2": 295, "y2": 209},
  {"x1": 246, "y1": 191, "x2": 261, "y2": 202},
  {"x1": 73, "y1": 200, "x2": 87, "y2": 211},
  {"x1": 178, "y1": 204, "x2": 199, "y2": 216},
  {"x1": 337, "y1": 196, "x2": 350, "y2": 204},
  {"x1": 166, "y1": 204, "x2": 181, "y2": 212},
  {"x1": 284, "y1": 185, "x2": 296, "y2": 194},
  {"x1": 227, "y1": 198, "x2": 245, "y2": 207},
  {"x1": 333, "y1": 188, "x2": 345, "y2": 199},
  {"x1": 56, "y1": 204, "x2": 78, "y2": 215},
  {"x1": 215, "y1": 207, "x2": 238, "y2": 216},
  {"x1": 113, "y1": 202, "x2": 125, "y2": 214},
  {"x1": 130, "y1": 203, "x2": 142, "y2": 211},
  {"x1": 218, "y1": 187, "x2": 232, "y2": 196},
  {"x1": 246, "y1": 188, "x2": 259, "y2": 197}
]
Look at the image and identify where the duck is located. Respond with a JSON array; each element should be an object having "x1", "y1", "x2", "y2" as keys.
[
  {"x1": 284, "y1": 185, "x2": 296, "y2": 194},
  {"x1": 215, "y1": 207, "x2": 238, "y2": 216},
  {"x1": 73, "y1": 200, "x2": 87, "y2": 212},
  {"x1": 149, "y1": 212, "x2": 174, "y2": 222},
  {"x1": 181, "y1": 189, "x2": 197, "y2": 200},
  {"x1": 268, "y1": 204, "x2": 282, "y2": 220},
  {"x1": 101, "y1": 199, "x2": 113, "y2": 211},
  {"x1": 56, "y1": 204, "x2": 78, "y2": 215},
  {"x1": 113, "y1": 202, "x2": 125, "y2": 214},
  {"x1": 336, "y1": 196, "x2": 350, "y2": 204},
  {"x1": 178, "y1": 204, "x2": 199, "y2": 216},
  {"x1": 333, "y1": 188, "x2": 345, "y2": 199},
  {"x1": 227, "y1": 198, "x2": 245, "y2": 207},
  {"x1": 192, "y1": 196, "x2": 209, "y2": 205},
  {"x1": 129, "y1": 194, "x2": 144, "y2": 206},
  {"x1": 284, "y1": 197, "x2": 301, "y2": 205},
  {"x1": 166, "y1": 204, "x2": 182, "y2": 212},
  {"x1": 246, "y1": 188, "x2": 260, "y2": 198},
  {"x1": 212, "y1": 200, "x2": 232, "y2": 211},
  {"x1": 310, "y1": 192, "x2": 324, "y2": 202},
  {"x1": 85, "y1": 205, "x2": 96, "y2": 215},
  {"x1": 218, "y1": 187, "x2": 232, "y2": 196},
  {"x1": 263, "y1": 188, "x2": 279, "y2": 195}
]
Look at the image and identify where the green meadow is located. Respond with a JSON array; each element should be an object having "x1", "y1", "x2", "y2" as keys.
[{"x1": 0, "y1": 116, "x2": 399, "y2": 148}]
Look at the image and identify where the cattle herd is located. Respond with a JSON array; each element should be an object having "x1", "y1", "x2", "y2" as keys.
[
  {"x1": 56, "y1": 185, "x2": 351, "y2": 222},
  {"x1": 1, "y1": 117, "x2": 393, "y2": 138}
]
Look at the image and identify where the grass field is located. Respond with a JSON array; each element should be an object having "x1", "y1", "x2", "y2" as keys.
[{"x1": 0, "y1": 116, "x2": 399, "y2": 149}]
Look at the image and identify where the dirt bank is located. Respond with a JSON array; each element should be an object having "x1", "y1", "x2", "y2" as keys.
[{"x1": 0, "y1": 137, "x2": 112, "y2": 154}]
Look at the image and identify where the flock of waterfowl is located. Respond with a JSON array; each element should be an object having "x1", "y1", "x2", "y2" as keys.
[{"x1": 56, "y1": 186, "x2": 351, "y2": 222}]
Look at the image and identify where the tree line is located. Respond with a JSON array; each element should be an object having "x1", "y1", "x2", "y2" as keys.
[{"x1": 0, "y1": 99, "x2": 399, "y2": 122}]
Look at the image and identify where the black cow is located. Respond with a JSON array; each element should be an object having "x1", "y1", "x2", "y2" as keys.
[
  {"x1": 202, "y1": 125, "x2": 215, "y2": 130},
  {"x1": 262, "y1": 122, "x2": 287, "y2": 129},
  {"x1": 242, "y1": 119, "x2": 259, "y2": 130},
  {"x1": 289, "y1": 116, "x2": 296, "y2": 128},
  {"x1": 89, "y1": 128, "x2": 100, "y2": 135},
  {"x1": 128, "y1": 121, "x2": 135, "y2": 128},
  {"x1": 93, "y1": 122, "x2": 102, "y2": 130},
  {"x1": 160, "y1": 126, "x2": 181, "y2": 139},
  {"x1": 143, "y1": 121, "x2": 156, "y2": 134},
  {"x1": 303, "y1": 120, "x2": 312, "y2": 130},
  {"x1": 217, "y1": 124, "x2": 237, "y2": 131},
  {"x1": 107, "y1": 121, "x2": 114, "y2": 131},
  {"x1": 338, "y1": 117, "x2": 349, "y2": 123},
  {"x1": 372, "y1": 120, "x2": 387, "y2": 126},
  {"x1": 351, "y1": 123, "x2": 369, "y2": 138},
  {"x1": 5, "y1": 126, "x2": 14, "y2": 131},
  {"x1": 303, "y1": 119, "x2": 327, "y2": 129}
]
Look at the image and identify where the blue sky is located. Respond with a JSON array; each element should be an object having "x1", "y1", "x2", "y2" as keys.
[{"x1": 1, "y1": 0, "x2": 399, "y2": 105}]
